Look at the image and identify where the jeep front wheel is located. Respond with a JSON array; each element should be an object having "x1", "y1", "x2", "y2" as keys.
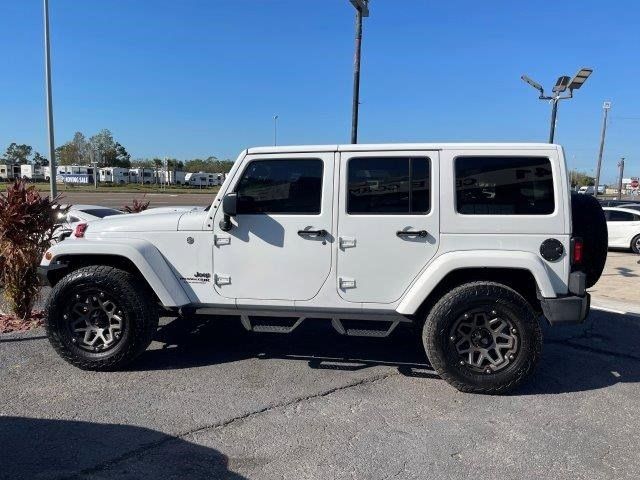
[
  {"x1": 423, "y1": 281, "x2": 542, "y2": 394},
  {"x1": 45, "y1": 265, "x2": 159, "y2": 370}
]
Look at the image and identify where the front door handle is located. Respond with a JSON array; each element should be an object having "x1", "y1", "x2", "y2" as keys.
[
  {"x1": 298, "y1": 229, "x2": 328, "y2": 237},
  {"x1": 396, "y1": 230, "x2": 428, "y2": 238}
]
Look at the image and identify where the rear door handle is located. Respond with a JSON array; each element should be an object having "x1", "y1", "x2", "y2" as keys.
[
  {"x1": 396, "y1": 230, "x2": 428, "y2": 238},
  {"x1": 298, "y1": 229, "x2": 328, "y2": 237}
]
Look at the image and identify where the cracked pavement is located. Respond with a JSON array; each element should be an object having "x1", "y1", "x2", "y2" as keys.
[
  {"x1": 2, "y1": 252, "x2": 640, "y2": 479},
  {"x1": 3, "y1": 305, "x2": 640, "y2": 480}
]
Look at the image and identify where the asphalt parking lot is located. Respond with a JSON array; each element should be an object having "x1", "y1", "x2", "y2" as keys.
[{"x1": 2, "y1": 253, "x2": 640, "y2": 480}]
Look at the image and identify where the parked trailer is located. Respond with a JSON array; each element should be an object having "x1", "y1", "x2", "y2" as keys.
[
  {"x1": 20, "y1": 164, "x2": 46, "y2": 181},
  {"x1": 99, "y1": 167, "x2": 131, "y2": 184},
  {"x1": 128, "y1": 168, "x2": 154, "y2": 184},
  {"x1": 156, "y1": 169, "x2": 187, "y2": 185},
  {"x1": 0, "y1": 164, "x2": 14, "y2": 180},
  {"x1": 185, "y1": 172, "x2": 223, "y2": 187}
]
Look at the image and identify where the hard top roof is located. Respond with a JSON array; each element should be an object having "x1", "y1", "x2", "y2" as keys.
[{"x1": 247, "y1": 143, "x2": 559, "y2": 155}]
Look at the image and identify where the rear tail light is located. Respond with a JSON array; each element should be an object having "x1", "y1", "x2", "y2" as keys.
[
  {"x1": 571, "y1": 237, "x2": 584, "y2": 265},
  {"x1": 74, "y1": 223, "x2": 88, "y2": 238}
]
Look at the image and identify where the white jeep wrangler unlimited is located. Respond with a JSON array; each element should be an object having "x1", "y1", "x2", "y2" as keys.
[{"x1": 40, "y1": 143, "x2": 607, "y2": 394}]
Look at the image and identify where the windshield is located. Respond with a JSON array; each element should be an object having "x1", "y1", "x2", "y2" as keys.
[
  {"x1": 619, "y1": 204, "x2": 640, "y2": 212},
  {"x1": 82, "y1": 208, "x2": 124, "y2": 218}
]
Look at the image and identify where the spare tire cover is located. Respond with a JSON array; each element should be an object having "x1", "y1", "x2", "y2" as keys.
[{"x1": 570, "y1": 192, "x2": 608, "y2": 288}]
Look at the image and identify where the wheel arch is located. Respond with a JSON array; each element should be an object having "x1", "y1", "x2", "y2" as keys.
[
  {"x1": 43, "y1": 240, "x2": 191, "y2": 307},
  {"x1": 397, "y1": 251, "x2": 555, "y2": 316}
]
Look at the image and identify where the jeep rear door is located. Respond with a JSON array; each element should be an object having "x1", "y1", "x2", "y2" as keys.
[
  {"x1": 212, "y1": 152, "x2": 335, "y2": 301},
  {"x1": 336, "y1": 151, "x2": 440, "y2": 303}
]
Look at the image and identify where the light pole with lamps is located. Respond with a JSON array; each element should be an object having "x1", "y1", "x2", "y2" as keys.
[
  {"x1": 521, "y1": 68, "x2": 593, "y2": 143},
  {"x1": 273, "y1": 115, "x2": 278, "y2": 146}
]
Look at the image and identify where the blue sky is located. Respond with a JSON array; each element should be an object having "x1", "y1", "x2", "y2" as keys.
[{"x1": 0, "y1": 0, "x2": 638, "y2": 182}]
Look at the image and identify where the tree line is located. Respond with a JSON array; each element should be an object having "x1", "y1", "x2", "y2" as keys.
[
  {"x1": 1, "y1": 129, "x2": 234, "y2": 174},
  {"x1": 0, "y1": 143, "x2": 48, "y2": 166}
]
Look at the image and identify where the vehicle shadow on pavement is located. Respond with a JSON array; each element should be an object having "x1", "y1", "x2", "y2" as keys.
[
  {"x1": 131, "y1": 310, "x2": 640, "y2": 396},
  {"x1": 136, "y1": 315, "x2": 436, "y2": 379},
  {"x1": 0, "y1": 416, "x2": 248, "y2": 480}
]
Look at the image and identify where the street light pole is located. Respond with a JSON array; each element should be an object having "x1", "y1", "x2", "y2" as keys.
[
  {"x1": 521, "y1": 68, "x2": 592, "y2": 144},
  {"x1": 549, "y1": 98, "x2": 559, "y2": 144},
  {"x1": 273, "y1": 115, "x2": 278, "y2": 146},
  {"x1": 349, "y1": 0, "x2": 369, "y2": 144},
  {"x1": 617, "y1": 157, "x2": 625, "y2": 200},
  {"x1": 43, "y1": 0, "x2": 57, "y2": 197},
  {"x1": 594, "y1": 101, "x2": 611, "y2": 197}
]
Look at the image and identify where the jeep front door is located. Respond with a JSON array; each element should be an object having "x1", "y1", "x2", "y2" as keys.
[
  {"x1": 212, "y1": 154, "x2": 334, "y2": 301},
  {"x1": 336, "y1": 152, "x2": 439, "y2": 303}
]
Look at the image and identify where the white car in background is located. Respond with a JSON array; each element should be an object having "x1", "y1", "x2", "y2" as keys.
[
  {"x1": 54, "y1": 205, "x2": 124, "y2": 241},
  {"x1": 603, "y1": 207, "x2": 640, "y2": 253}
]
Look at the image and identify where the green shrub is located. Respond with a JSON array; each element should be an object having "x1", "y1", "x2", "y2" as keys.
[{"x1": 0, "y1": 179, "x2": 65, "y2": 319}]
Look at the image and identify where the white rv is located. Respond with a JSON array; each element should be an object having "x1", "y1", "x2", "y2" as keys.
[
  {"x1": 0, "y1": 164, "x2": 13, "y2": 180},
  {"x1": 185, "y1": 172, "x2": 223, "y2": 187},
  {"x1": 99, "y1": 167, "x2": 130, "y2": 184},
  {"x1": 156, "y1": 169, "x2": 187, "y2": 185},
  {"x1": 128, "y1": 168, "x2": 154, "y2": 184},
  {"x1": 20, "y1": 164, "x2": 46, "y2": 181}
]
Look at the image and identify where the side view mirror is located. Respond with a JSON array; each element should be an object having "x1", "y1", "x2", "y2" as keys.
[
  {"x1": 222, "y1": 193, "x2": 237, "y2": 217},
  {"x1": 219, "y1": 193, "x2": 237, "y2": 232}
]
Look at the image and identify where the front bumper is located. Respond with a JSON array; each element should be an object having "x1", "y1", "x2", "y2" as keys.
[{"x1": 540, "y1": 293, "x2": 590, "y2": 326}]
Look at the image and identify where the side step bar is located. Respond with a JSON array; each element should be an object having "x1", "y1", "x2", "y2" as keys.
[
  {"x1": 239, "y1": 315, "x2": 401, "y2": 338},
  {"x1": 240, "y1": 315, "x2": 305, "y2": 334}
]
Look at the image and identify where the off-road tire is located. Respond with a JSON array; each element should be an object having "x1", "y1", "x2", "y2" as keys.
[
  {"x1": 45, "y1": 265, "x2": 159, "y2": 370},
  {"x1": 423, "y1": 282, "x2": 542, "y2": 394},
  {"x1": 631, "y1": 234, "x2": 640, "y2": 254},
  {"x1": 571, "y1": 192, "x2": 608, "y2": 287}
]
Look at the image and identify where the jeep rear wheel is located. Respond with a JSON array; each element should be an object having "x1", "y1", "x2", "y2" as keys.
[
  {"x1": 423, "y1": 281, "x2": 542, "y2": 394},
  {"x1": 45, "y1": 265, "x2": 159, "y2": 371}
]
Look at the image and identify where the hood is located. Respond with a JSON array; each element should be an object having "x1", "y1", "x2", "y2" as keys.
[{"x1": 84, "y1": 211, "x2": 185, "y2": 234}]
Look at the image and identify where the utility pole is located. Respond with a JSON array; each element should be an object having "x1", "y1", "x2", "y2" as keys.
[
  {"x1": 594, "y1": 101, "x2": 611, "y2": 197},
  {"x1": 273, "y1": 115, "x2": 278, "y2": 146},
  {"x1": 617, "y1": 157, "x2": 625, "y2": 200},
  {"x1": 43, "y1": 0, "x2": 57, "y2": 197},
  {"x1": 349, "y1": 0, "x2": 369, "y2": 144}
]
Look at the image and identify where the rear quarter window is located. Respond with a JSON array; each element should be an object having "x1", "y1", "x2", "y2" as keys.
[{"x1": 455, "y1": 156, "x2": 555, "y2": 215}]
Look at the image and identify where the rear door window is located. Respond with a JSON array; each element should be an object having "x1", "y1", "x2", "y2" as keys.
[
  {"x1": 347, "y1": 157, "x2": 431, "y2": 214},
  {"x1": 455, "y1": 156, "x2": 554, "y2": 215}
]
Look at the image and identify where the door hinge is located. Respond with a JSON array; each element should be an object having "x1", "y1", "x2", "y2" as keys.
[
  {"x1": 214, "y1": 274, "x2": 231, "y2": 286},
  {"x1": 214, "y1": 235, "x2": 231, "y2": 247},
  {"x1": 339, "y1": 277, "x2": 356, "y2": 289},
  {"x1": 339, "y1": 237, "x2": 357, "y2": 249}
]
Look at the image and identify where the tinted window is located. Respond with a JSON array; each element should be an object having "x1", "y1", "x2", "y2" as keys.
[
  {"x1": 607, "y1": 210, "x2": 636, "y2": 222},
  {"x1": 82, "y1": 208, "x2": 124, "y2": 218},
  {"x1": 235, "y1": 159, "x2": 323, "y2": 214},
  {"x1": 456, "y1": 156, "x2": 554, "y2": 215},
  {"x1": 347, "y1": 157, "x2": 430, "y2": 214}
]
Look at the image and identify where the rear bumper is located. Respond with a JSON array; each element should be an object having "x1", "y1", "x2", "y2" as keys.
[{"x1": 540, "y1": 293, "x2": 590, "y2": 326}]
